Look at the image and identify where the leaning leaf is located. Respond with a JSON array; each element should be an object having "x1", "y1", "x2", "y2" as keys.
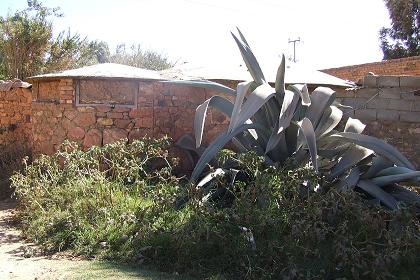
[
  {"x1": 362, "y1": 156, "x2": 393, "y2": 179},
  {"x1": 305, "y1": 87, "x2": 336, "y2": 128},
  {"x1": 277, "y1": 89, "x2": 300, "y2": 134},
  {"x1": 231, "y1": 83, "x2": 275, "y2": 130},
  {"x1": 371, "y1": 171, "x2": 420, "y2": 187},
  {"x1": 228, "y1": 81, "x2": 253, "y2": 133},
  {"x1": 329, "y1": 145, "x2": 373, "y2": 179},
  {"x1": 330, "y1": 132, "x2": 415, "y2": 169},
  {"x1": 335, "y1": 167, "x2": 361, "y2": 192},
  {"x1": 344, "y1": 117, "x2": 366, "y2": 133},
  {"x1": 231, "y1": 31, "x2": 266, "y2": 85},
  {"x1": 164, "y1": 79, "x2": 236, "y2": 96},
  {"x1": 288, "y1": 84, "x2": 311, "y2": 106},
  {"x1": 191, "y1": 123, "x2": 270, "y2": 182},
  {"x1": 194, "y1": 96, "x2": 234, "y2": 148},
  {"x1": 315, "y1": 106, "x2": 343, "y2": 137},
  {"x1": 298, "y1": 118, "x2": 318, "y2": 173},
  {"x1": 357, "y1": 180, "x2": 398, "y2": 210}
]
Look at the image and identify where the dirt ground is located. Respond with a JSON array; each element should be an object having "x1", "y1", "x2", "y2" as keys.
[
  {"x1": 0, "y1": 199, "x2": 78, "y2": 279},
  {"x1": 0, "y1": 199, "x2": 185, "y2": 280}
]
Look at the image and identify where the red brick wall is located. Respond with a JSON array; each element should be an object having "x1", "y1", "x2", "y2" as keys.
[
  {"x1": 321, "y1": 56, "x2": 420, "y2": 82},
  {"x1": 0, "y1": 87, "x2": 32, "y2": 150},
  {"x1": 31, "y1": 78, "x2": 229, "y2": 171}
]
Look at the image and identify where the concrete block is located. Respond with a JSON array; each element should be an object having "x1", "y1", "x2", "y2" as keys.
[
  {"x1": 413, "y1": 102, "x2": 420, "y2": 112},
  {"x1": 400, "y1": 91, "x2": 419, "y2": 100},
  {"x1": 335, "y1": 89, "x2": 355, "y2": 98},
  {"x1": 387, "y1": 99, "x2": 412, "y2": 111},
  {"x1": 399, "y1": 76, "x2": 420, "y2": 88},
  {"x1": 400, "y1": 111, "x2": 420, "y2": 123},
  {"x1": 378, "y1": 88, "x2": 401, "y2": 99},
  {"x1": 367, "y1": 97, "x2": 390, "y2": 109},
  {"x1": 355, "y1": 88, "x2": 379, "y2": 98},
  {"x1": 376, "y1": 109, "x2": 399, "y2": 121},
  {"x1": 377, "y1": 76, "x2": 400, "y2": 87},
  {"x1": 363, "y1": 75, "x2": 377, "y2": 88},
  {"x1": 355, "y1": 108, "x2": 377, "y2": 121}
]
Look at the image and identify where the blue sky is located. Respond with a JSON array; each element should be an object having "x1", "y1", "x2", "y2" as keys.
[{"x1": 1, "y1": 0, "x2": 391, "y2": 70}]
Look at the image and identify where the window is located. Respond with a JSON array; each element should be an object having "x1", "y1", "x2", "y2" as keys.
[{"x1": 75, "y1": 79, "x2": 138, "y2": 108}]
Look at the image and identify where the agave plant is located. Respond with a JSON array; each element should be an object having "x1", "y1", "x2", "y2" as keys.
[{"x1": 170, "y1": 28, "x2": 420, "y2": 210}]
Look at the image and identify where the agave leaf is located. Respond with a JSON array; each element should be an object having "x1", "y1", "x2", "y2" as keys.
[
  {"x1": 298, "y1": 118, "x2": 318, "y2": 172},
  {"x1": 176, "y1": 134, "x2": 205, "y2": 166},
  {"x1": 191, "y1": 123, "x2": 271, "y2": 182},
  {"x1": 194, "y1": 95, "x2": 234, "y2": 148},
  {"x1": 231, "y1": 83, "x2": 275, "y2": 130},
  {"x1": 277, "y1": 89, "x2": 300, "y2": 134},
  {"x1": 315, "y1": 106, "x2": 343, "y2": 137},
  {"x1": 275, "y1": 54, "x2": 286, "y2": 94},
  {"x1": 330, "y1": 132, "x2": 415, "y2": 170},
  {"x1": 357, "y1": 180, "x2": 398, "y2": 210},
  {"x1": 371, "y1": 171, "x2": 420, "y2": 187},
  {"x1": 228, "y1": 81, "x2": 253, "y2": 133},
  {"x1": 335, "y1": 167, "x2": 361, "y2": 192},
  {"x1": 362, "y1": 156, "x2": 393, "y2": 179},
  {"x1": 236, "y1": 27, "x2": 250, "y2": 48},
  {"x1": 288, "y1": 84, "x2": 311, "y2": 106},
  {"x1": 231, "y1": 32, "x2": 266, "y2": 85},
  {"x1": 164, "y1": 80, "x2": 236, "y2": 97},
  {"x1": 344, "y1": 117, "x2": 366, "y2": 133},
  {"x1": 376, "y1": 166, "x2": 417, "y2": 177},
  {"x1": 305, "y1": 87, "x2": 336, "y2": 128},
  {"x1": 329, "y1": 145, "x2": 373, "y2": 179},
  {"x1": 197, "y1": 168, "x2": 226, "y2": 188}
]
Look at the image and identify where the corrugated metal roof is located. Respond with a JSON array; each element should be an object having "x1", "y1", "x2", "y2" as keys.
[
  {"x1": 161, "y1": 61, "x2": 355, "y2": 88},
  {"x1": 28, "y1": 63, "x2": 163, "y2": 81},
  {"x1": 0, "y1": 79, "x2": 32, "y2": 91}
]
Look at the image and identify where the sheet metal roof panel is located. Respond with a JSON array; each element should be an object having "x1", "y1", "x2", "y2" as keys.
[
  {"x1": 161, "y1": 61, "x2": 354, "y2": 87},
  {"x1": 28, "y1": 63, "x2": 163, "y2": 81}
]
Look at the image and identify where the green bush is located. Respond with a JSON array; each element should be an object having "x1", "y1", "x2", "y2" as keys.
[{"x1": 12, "y1": 140, "x2": 419, "y2": 279}]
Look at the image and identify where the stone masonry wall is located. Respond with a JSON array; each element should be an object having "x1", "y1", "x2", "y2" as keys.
[
  {"x1": 335, "y1": 75, "x2": 420, "y2": 168},
  {"x1": 321, "y1": 56, "x2": 420, "y2": 82},
  {"x1": 0, "y1": 87, "x2": 32, "y2": 150},
  {"x1": 31, "y1": 78, "x2": 229, "y2": 170}
]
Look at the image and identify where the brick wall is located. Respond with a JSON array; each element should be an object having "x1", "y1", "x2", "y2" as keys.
[
  {"x1": 321, "y1": 56, "x2": 420, "y2": 82},
  {"x1": 31, "y1": 78, "x2": 229, "y2": 170},
  {"x1": 335, "y1": 75, "x2": 420, "y2": 168},
  {"x1": 0, "y1": 87, "x2": 32, "y2": 150}
]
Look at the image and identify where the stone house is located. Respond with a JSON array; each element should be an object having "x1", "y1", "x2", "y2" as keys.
[{"x1": 1, "y1": 62, "x2": 418, "y2": 169}]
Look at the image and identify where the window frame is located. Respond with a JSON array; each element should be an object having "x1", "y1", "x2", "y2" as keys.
[{"x1": 74, "y1": 79, "x2": 138, "y2": 109}]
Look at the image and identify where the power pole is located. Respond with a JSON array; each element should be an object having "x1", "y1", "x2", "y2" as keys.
[{"x1": 288, "y1": 37, "x2": 300, "y2": 62}]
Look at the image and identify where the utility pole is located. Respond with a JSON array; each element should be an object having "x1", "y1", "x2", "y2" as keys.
[{"x1": 288, "y1": 37, "x2": 300, "y2": 62}]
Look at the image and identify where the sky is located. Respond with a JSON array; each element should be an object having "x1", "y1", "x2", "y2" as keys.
[{"x1": 0, "y1": 0, "x2": 392, "y2": 70}]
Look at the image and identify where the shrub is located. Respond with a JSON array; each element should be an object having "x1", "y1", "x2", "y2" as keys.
[{"x1": 12, "y1": 141, "x2": 420, "y2": 279}]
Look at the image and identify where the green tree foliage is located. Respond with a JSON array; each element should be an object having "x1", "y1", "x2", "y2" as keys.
[
  {"x1": 0, "y1": 1, "x2": 173, "y2": 80},
  {"x1": 380, "y1": 0, "x2": 420, "y2": 59},
  {"x1": 107, "y1": 43, "x2": 173, "y2": 71}
]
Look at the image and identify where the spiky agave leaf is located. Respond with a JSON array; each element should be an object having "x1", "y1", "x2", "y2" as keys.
[
  {"x1": 163, "y1": 79, "x2": 236, "y2": 97},
  {"x1": 194, "y1": 95, "x2": 234, "y2": 148},
  {"x1": 330, "y1": 132, "x2": 415, "y2": 169},
  {"x1": 357, "y1": 180, "x2": 399, "y2": 210},
  {"x1": 231, "y1": 31, "x2": 266, "y2": 85}
]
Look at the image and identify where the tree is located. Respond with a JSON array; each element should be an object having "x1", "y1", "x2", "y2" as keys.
[
  {"x1": 108, "y1": 43, "x2": 173, "y2": 71},
  {"x1": 379, "y1": 0, "x2": 420, "y2": 59},
  {"x1": 0, "y1": 1, "x2": 173, "y2": 80}
]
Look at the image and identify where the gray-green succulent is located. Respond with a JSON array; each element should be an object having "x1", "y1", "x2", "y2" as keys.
[{"x1": 170, "y1": 28, "x2": 420, "y2": 210}]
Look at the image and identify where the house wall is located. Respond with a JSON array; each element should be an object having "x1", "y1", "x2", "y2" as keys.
[
  {"x1": 321, "y1": 56, "x2": 420, "y2": 82},
  {"x1": 335, "y1": 75, "x2": 420, "y2": 168},
  {"x1": 31, "y1": 78, "x2": 229, "y2": 169},
  {"x1": 0, "y1": 87, "x2": 32, "y2": 150}
]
